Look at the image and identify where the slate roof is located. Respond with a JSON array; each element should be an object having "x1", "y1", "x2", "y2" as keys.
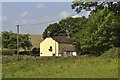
[
  {"x1": 62, "y1": 45, "x2": 75, "y2": 52},
  {"x1": 52, "y1": 36, "x2": 73, "y2": 44}
]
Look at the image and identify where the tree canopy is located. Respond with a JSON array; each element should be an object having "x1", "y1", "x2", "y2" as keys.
[
  {"x1": 74, "y1": 8, "x2": 120, "y2": 55},
  {"x1": 72, "y1": 1, "x2": 120, "y2": 16},
  {"x1": 43, "y1": 17, "x2": 87, "y2": 38},
  {"x1": 2, "y1": 31, "x2": 32, "y2": 50}
]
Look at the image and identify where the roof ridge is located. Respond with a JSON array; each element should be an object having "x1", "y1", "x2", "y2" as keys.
[{"x1": 51, "y1": 36, "x2": 73, "y2": 44}]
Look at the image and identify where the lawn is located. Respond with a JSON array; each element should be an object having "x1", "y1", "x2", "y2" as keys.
[{"x1": 2, "y1": 55, "x2": 119, "y2": 78}]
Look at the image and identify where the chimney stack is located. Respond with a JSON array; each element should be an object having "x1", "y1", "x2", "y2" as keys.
[
  {"x1": 47, "y1": 31, "x2": 51, "y2": 37},
  {"x1": 67, "y1": 32, "x2": 70, "y2": 38},
  {"x1": 66, "y1": 30, "x2": 70, "y2": 38}
]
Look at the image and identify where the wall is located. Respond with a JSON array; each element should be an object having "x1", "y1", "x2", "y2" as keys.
[{"x1": 40, "y1": 37, "x2": 59, "y2": 56}]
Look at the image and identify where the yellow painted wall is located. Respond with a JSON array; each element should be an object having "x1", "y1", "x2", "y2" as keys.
[{"x1": 40, "y1": 37, "x2": 59, "y2": 56}]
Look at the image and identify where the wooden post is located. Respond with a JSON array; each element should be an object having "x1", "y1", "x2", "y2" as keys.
[{"x1": 17, "y1": 25, "x2": 19, "y2": 61}]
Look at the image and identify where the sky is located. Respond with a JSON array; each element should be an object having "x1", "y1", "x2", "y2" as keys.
[{"x1": 1, "y1": 2, "x2": 90, "y2": 34}]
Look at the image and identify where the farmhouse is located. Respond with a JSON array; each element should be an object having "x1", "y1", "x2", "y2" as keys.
[{"x1": 40, "y1": 32, "x2": 77, "y2": 57}]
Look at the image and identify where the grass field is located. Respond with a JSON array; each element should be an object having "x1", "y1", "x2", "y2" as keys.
[
  {"x1": 30, "y1": 34, "x2": 43, "y2": 48},
  {"x1": 2, "y1": 55, "x2": 119, "y2": 78},
  {"x1": 2, "y1": 47, "x2": 120, "y2": 78}
]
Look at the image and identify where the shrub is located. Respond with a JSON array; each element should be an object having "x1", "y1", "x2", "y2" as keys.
[
  {"x1": 2, "y1": 49, "x2": 17, "y2": 55},
  {"x1": 19, "y1": 51, "x2": 31, "y2": 55},
  {"x1": 101, "y1": 47, "x2": 120, "y2": 58},
  {"x1": 30, "y1": 47, "x2": 40, "y2": 56}
]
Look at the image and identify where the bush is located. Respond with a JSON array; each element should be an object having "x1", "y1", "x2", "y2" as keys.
[
  {"x1": 101, "y1": 47, "x2": 120, "y2": 58},
  {"x1": 2, "y1": 49, "x2": 17, "y2": 55},
  {"x1": 30, "y1": 47, "x2": 40, "y2": 56},
  {"x1": 19, "y1": 51, "x2": 31, "y2": 55}
]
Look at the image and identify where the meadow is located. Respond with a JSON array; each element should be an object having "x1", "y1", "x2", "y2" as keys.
[{"x1": 2, "y1": 54, "x2": 119, "y2": 78}]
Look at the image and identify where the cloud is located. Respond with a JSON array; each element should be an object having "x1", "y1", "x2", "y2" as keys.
[
  {"x1": 20, "y1": 11, "x2": 29, "y2": 18},
  {"x1": 36, "y1": 3, "x2": 44, "y2": 9},
  {"x1": 59, "y1": 11, "x2": 71, "y2": 17},
  {"x1": 0, "y1": 16, "x2": 9, "y2": 22}
]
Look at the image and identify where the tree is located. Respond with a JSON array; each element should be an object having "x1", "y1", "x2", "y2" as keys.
[
  {"x1": 19, "y1": 34, "x2": 32, "y2": 51},
  {"x1": 43, "y1": 17, "x2": 86, "y2": 38},
  {"x1": 2, "y1": 31, "x2": 32, "y2": 50},
  {"x1": 74, "y1": 8, "x2": 120, "y2": 55},
  {"x1": 71, "y1": 1, "x2": 120, "y2": 16},
  {"x1": 43, "y1": 23, "x2": 61, "y2": 38},
  {"x1": 2, "y1": 31, "x2": 16, "y2": 49}
]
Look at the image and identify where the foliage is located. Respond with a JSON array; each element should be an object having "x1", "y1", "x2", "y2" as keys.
[
  {"x1": 31, "y1": 47, "x2": 40, "y2": 56},
  {"x1": 2, "y1": 55, "x2": 118, "y2": 78},
  {"x1": 71, "y1": 1, "x2": 120, "y2": 16},
  {"x1": 43, "y1": 23, "x2": 61, "y2": 38},
  {"x1": 74, "y1": 8, "x2": 120, "y2": 55},
  {"x1": 71, "y1": 1, "x2": 120, "y2": 55},
  {"x1": 43, "y1": 17, "x2": 86, "y2": 38},
  {"x1": 2, "y1": 31, "x2": 32, "y2": 50},
  {"x1": 19, "y1": 34, "x2": 32, "y2": 50},
  {"x1": 100, "y1": 47, "x2": 120, "y2": 59},
  {"x1": 2, "y1": 49, "x2": 17, "y2": 55},
  {"x1": 2, "y1": 31, "x2": 17, "y2": 49}
]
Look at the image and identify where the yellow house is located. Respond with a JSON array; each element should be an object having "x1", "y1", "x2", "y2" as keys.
[{"x1": 40, "y1": 36, "x2": 77, "y2": 57}]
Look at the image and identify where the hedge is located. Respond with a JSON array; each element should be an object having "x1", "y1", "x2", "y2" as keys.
[{"x1": 2, "y1": 49, "x2": 17, "y2": 55}]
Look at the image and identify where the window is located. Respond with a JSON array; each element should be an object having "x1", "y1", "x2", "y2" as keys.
[{"x1": 49, "y1": 46, "x2": 52, "y2": 51}]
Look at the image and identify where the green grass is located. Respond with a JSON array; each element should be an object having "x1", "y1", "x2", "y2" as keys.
[
  {"x1": 2, "y1": 55, "x2": 118, "y2": 78},
  {"x1": 30, "y1": 34, "x2": 43, "y2": 48}
]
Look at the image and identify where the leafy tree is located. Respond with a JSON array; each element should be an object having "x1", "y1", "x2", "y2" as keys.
[
  {"x1": 43, "y1": 23, "x2": 61, "y2": 38},
  {"x1": 19, "y1": 34, "x2": 32, "y2": 51},
  {"x1": 71, "y1": 1, "x2": 120, "y2": 16},
  {"x1": 2, "y1": 31, "x2": 32, "y2": 50},
  {"x1": 43, "y1": 17, "x2": 86, "y2": 38},
  {"x1": 74, "y1": 8, "x2": 120, "y2": 55},
  {"x1": 2, "y1": 31, "x2": 16, "y2": 49}
]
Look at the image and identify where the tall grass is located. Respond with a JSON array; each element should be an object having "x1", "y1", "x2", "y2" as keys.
[
  {"x1": 2, "y1": 55, "x2": 118, "y2": 78},
  {"x1": 2, "y1": 47, "x2": 119, "y2": 78}
]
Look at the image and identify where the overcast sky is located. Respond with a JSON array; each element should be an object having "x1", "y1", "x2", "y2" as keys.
[{"x1": 1, "y1": 2, "x2": 90, "y2": 34}]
